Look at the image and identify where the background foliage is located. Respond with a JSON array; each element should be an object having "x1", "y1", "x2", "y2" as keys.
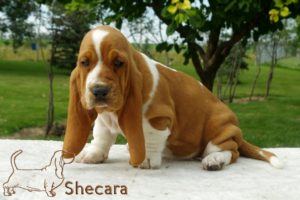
[{"x1": 0, "y1": 0, "x2": 299, "y2": 146}]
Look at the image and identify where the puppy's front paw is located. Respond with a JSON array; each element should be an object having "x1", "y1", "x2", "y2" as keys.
[
  {"x1": 75, "y1": 147, "x2": 108, "y2": 164},
  {"x1": 202, "y1": 151, "x2": 232, "y2": 171},
  {"x1": 139, "y1": 154, "x2": 162, "y2": 169}
]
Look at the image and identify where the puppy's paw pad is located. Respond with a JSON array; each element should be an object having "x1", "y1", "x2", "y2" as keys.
[
  {"x1": 202, "y1": 151, "x2": 231, "y2": 171},
  {"x1": 204, "y1": 163, "x2": 225, "y2": 171},
  {"x1": 76, "y1": 148, "x2": 108, "y2": 164}
]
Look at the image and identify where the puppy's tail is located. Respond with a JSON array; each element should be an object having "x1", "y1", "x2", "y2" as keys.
[
  {"x1": 10, "y1": 150, "x2": 23, "y2": 171},
  {"x1": 239, "y1": 140, "x2": 283, "y2": 169}
]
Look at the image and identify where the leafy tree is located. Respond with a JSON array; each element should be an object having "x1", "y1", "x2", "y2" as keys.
[
  {"x1": 0, "y1": 0, "x2": 37, "y2": 51},
  {"x1": 64, "y1": 0, "x2": 300, "y2": 91},
  {"x1": 126, "y1": 12, "x2": 173, "y2": 65},
  {"x1": 2, "y1": 0, "x2": 299, "y2": 90},
  {"x1": 50, "y1": 4, "x2": 96, "y2": 69},
  {"x1": 292, "y1": 16, "x2": 300, "y2": 55},
  {"x1": 268, "y1": 0, "x2": 298, "y2": 23},
  {"x1": 217, "y1": 42, "x2": 248, "y2": 101},
  {"x1": 265, "y1": 32, "x2": 279, "y2": 98}
]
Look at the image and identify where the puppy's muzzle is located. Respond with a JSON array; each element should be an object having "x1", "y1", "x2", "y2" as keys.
[{"x1": 91, "y1": 85, "x2": 110, "y2": 101}]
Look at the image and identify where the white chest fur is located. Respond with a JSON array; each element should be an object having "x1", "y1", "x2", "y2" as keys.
[{"x1": 98, "y1": 112, "x2": 122, "y2": 134}]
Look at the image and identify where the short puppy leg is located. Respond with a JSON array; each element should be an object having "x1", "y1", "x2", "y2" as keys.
[
  {"x1": 76, "y1": 116, "x2": 117, "y2": 164},
  {"x1": 202, "y1": 126, "x2": 241, "y2": 171},
  {"x1": 3, "y1": 185, "x2": 12, "y2": 196},
  {"x1": 44, "y1": 183, "x2": 55, "y2": 197},
  {"x1": 9, "y1": 187, "x2": 15, "y2": 195},
  {"x1": 139, "y1": 122, "x2": 170, "y2": 169}
]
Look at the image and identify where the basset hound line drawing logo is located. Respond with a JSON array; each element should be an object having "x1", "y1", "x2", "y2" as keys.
[{"x1": 2, "y1": 150, "x2": 74, "y2": 197}]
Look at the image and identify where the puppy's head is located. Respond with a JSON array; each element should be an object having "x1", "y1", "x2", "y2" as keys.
[{"x1": 77, "y1": 26, "x2": 132, "y2": 112}]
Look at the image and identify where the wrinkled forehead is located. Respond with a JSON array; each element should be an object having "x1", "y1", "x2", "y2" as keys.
[{"x1": 79, "y1": 27, "x2": 129, "y2": 62}]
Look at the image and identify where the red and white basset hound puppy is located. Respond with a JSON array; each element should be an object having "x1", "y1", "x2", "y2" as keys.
[{"x1": 63, "y1": 25, "x2": 283, "y2": 170}]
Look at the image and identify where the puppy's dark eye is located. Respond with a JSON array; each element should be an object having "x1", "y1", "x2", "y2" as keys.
[
  {"x1": 81, "y1": 59, "x2": 90, "y2": 67},
  {"x1": 113, "y1": 59, "x2": 124, "y2": 68}
]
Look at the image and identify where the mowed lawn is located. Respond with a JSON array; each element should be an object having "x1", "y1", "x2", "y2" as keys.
[
  {"x1": 0, "y1": 60, "x2": 69, "y2": 136},
  {"x1": 0, "y1": 58, "x2": 300, "y2": 147}
]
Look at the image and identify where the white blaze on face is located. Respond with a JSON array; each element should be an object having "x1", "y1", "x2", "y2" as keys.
[
  {"x1": 86, "y1": 29, "x2": 109, "y2": 86},
  {"x1": 92, "y1": 29, "x2": 108, "y2": 60},
  {"x1": 85, "y1": 29, "x2": 109, "y2": 107}
]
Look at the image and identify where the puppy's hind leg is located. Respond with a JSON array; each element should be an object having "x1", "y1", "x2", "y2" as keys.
[
  {"x1": 3, "y1": 185, "x2": 12, "y2": 196},
  {"x1": 202, "y1": 125, "x2": 242, "y2": 171},
  {"x1": 44, "y1": 182, "x2": 55, "y2": 197},
  {"x1": 3, "y1": 182, "x2": 16, "y2": 196},
  {"x1": 9, "y1": 187, "x2": 15, "y2": 195}
]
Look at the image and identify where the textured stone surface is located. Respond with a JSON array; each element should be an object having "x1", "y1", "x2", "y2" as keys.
[{"x1": 0, "y1": 140, "x2": 299, "y2": 200}]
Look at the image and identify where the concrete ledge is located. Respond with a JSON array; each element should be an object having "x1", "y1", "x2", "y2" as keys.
[{"x1": 0, "y1": 140, "x2": 299, "y2": 200}]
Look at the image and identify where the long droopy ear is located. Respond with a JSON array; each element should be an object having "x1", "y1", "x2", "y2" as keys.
[
  {"x1": 63, "y1": 68, "x2": 97, "y2": 158},
  {"x1": 118, "y1": 56, "x2": 145, "y2": 167}
]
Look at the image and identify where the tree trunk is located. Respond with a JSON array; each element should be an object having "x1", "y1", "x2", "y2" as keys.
[
  {"x1": 45, "y1": 0, "x2": 56, "y2": 136},
  {"x1": 229, "y1": 43, "x2": 245, "y2": 103},
  {"x1": 192, "y1": 60, "x2": 224, "y2": 92},
  {"x1": 229, "y1": 68, "x2": 239, "y2": 103},
  {"x1": 230, "y1": 66, "x2": 240, "y2": 103},
  {"x1": 38, "y1": 33, "x2": 55, "y2": 136},
  {"x1": 216, "y1": 74, "x2": 223, "y2": 100},
  {"x1": 265, "y1": 34, "x2": 278, "y2": 98},
  {"x1": 200, "y1": 70, "x2": 217, "y2": 91},
  {"x1": 151, "y1": 2, "x2": 256, "y2": 93},
  {"x1": 265, "y1": 65, "x2": 274, "y2": 98},
  {"x1": 249, "y1": 42, "x2": 261, "y2": 100},
  {"x1": 228, "y1": 53, "x2": 238, "y2": 103},
  {"x1": 249, "y1": 64, "x2": 261, "y2": 100},
  {"x1": 45, "y1": 66, "x2": 54, "y2": 136}
]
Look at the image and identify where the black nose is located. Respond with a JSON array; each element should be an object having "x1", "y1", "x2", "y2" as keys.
[{"x1": 92, "y1": 85, "x2": 110, "y2": 100}]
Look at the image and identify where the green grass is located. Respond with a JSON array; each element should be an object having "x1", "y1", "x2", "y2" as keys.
[
  {"x1": 232, "y1": 64, "x2": 300, "y2": 98},
  {"x1": 230, "y1": 97, "x2": 300, "y2": 147},
  {"x1": 0, "y1": 60, "x2": 69, "y2": 135},
  {"x1": 232, "y1": 64, "x2": 300, "y2": 147},
  {"x1": 0, "y1": 60, "x2": 128, "y2": 144},
  {"x1": 277, "y1": 57, "x2": 300, "y2": 70},
  {"x1": 0, "y1": 52, "x2": 299, "y2": 147}
]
